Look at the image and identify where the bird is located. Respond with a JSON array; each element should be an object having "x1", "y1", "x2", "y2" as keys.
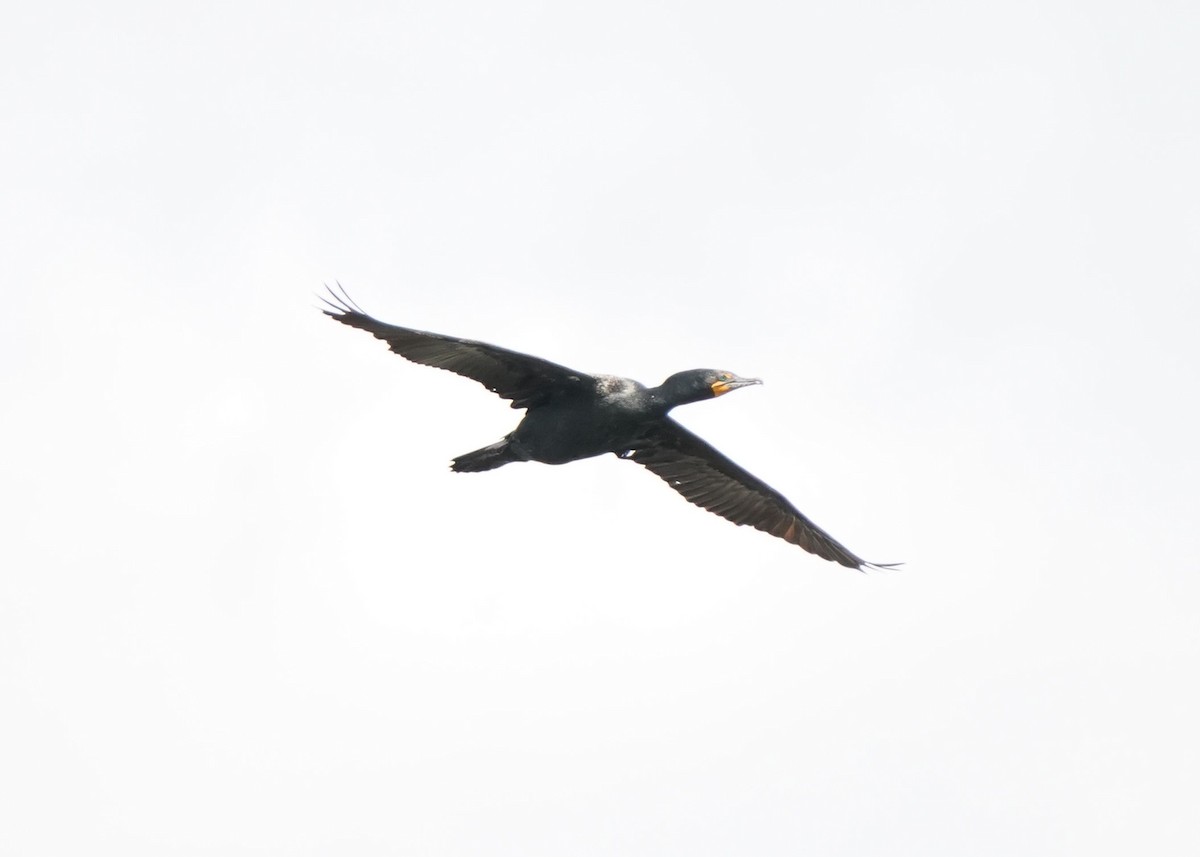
[{"x1": 320, "y1": 285, "x2": 896, "y2": 570}]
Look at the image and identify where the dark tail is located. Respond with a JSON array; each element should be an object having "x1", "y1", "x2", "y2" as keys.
[{"x1": 451, "y1": 439, "x2": 519, "y2": 473}]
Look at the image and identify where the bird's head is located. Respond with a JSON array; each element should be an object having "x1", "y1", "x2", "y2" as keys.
[{"x1": 656, "y1": 369, "x2": 762, "y2": 408}]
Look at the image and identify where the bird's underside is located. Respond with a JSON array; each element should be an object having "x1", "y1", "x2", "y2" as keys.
[{"x1": 321, "y1": 284, "x2": 897, "y2": 570}]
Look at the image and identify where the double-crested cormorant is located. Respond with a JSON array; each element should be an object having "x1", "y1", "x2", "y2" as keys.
[{"x1": 322, "y1": 286, "x2": 895, "y2": 570}]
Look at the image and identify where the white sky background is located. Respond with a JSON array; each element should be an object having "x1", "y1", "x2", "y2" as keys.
[{"x1": 3, "y1": 1, "x2": 1198, "y2": 854}]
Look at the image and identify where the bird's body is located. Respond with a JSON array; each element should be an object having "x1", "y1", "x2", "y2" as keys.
[
  {"x1": 322, "y1": 286, "x2": 895, "y2": 570},
  {"x1": 502, "y1": 375, "x2": 655, "y2": 466}
]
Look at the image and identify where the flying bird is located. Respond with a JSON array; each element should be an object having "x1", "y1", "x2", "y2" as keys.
[{"x1": 321, "y1": 286, "x2": 895, "y2": 570}]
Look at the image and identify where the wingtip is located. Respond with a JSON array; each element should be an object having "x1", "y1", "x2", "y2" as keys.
[
  {"x1": 318, "y1": 282, "x2": 369, "y2": 319},
  {"x1": 859, "y1": 561, "x2": 904, "y2": 572}
]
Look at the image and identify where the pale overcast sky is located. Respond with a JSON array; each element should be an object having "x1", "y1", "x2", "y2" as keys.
[{"x1": 3, "y1": 2, "x2": 1199, "y2": 854}]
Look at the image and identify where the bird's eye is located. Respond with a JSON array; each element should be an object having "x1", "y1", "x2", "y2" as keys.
[{"x1": 720, "y1": 373, "x2": 731, "y2": 381}]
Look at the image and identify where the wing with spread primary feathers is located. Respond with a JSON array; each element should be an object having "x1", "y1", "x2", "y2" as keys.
[{"x1": 321, "y1": 285, "x2": 592, "y2": 409}]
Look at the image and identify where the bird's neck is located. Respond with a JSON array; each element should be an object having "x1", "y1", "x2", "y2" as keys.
[{"x1": 646, "y1": 386, "x2": 690, "y2": 413}]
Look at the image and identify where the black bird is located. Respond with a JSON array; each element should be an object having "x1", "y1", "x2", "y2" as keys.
[{"x1": 321, "y1": 286, "x2": 895, "y2": 570}]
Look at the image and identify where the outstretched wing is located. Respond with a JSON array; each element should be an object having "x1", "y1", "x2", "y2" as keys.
[
  {"x1": 321, "y1": 285, "x2": 592, "y2": 409},
  {"x1": 624, "y1": 419, "x2": 897, "y2": 570}
]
